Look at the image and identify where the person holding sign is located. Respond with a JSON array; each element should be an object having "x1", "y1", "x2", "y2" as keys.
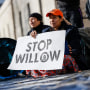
[
  {"x1": 25, "y1": 13, "x2": 79, "y2": 78},
  {"x1": 28, "y1": 13, "x2": 70, "y2": 55},
  {"x1": 27, "y1": 13, "x2": 53, "y2": 38},
  {"x1": 46, "y1": 9, "x2": 88, "y2": 70}
]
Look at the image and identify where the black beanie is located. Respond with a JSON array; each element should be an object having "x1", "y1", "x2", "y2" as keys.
[{"x1": 29, "y1": 13, "x2": 42, "y2": 21}]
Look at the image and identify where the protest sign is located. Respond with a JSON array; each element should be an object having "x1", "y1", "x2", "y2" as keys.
[{"x1": 8, "y1": 30, "x2": 66, "y2": 70}]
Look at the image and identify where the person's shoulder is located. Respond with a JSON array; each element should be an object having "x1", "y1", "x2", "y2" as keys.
[
  {"x1": 42, "y1": 25, "x2": 54, "y2": 33},
  {"x1": 43, "y1": 25, "x2": 51, "y2": 28},
  {"x1": 66, "y1": 25, "x2": 79, "y2": 36},
  {"x1": 66, "y1": 24, "x2": 76, "y2": 29},
  {"x1": 66, "y1": 25, "x2": 78, "y2": 31}
]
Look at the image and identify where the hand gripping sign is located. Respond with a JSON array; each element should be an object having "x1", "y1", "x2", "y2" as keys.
[{"x1": 8, "y1": 30, "x2": 66, "y2": 70}]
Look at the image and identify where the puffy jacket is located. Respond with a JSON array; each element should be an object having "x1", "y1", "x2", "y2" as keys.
[
  {"x1": 58, "y1": 21, "x2": 82, "y2": 56},
  {"x1": 58, "y1": 21, "x2": 89, "y2": 70}
]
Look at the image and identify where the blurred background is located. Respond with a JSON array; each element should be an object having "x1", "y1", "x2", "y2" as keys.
[{"x1": 0, "y1": 0, "x2": 90, "y2": 40}]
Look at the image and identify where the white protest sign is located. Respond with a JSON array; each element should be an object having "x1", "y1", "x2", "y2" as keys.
[{"x1": 8, "y1": 30, "x2": 66, "y2": 70}]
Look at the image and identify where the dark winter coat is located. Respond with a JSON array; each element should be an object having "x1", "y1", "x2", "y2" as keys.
[
  {"x1": 57, "y1": 21, "x2": 81, "y2": 54},
  {"x1": 27, "y1": 23, "x2": 52, "y2": 35},
  {"x1": 58, "y1": 21, "x2": 88, "y2": 70}
]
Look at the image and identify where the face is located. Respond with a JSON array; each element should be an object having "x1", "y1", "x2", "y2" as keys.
[
  {"x1": 49, "y1": 15, "x2": 63, "y2": 30},
  {"x1": 29, "y1": 17, "x2": 40, "y2": 28}
]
